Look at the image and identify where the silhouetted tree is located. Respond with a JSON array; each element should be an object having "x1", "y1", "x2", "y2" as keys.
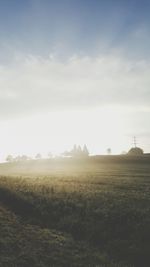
[
  {"x1": 83, "y1": 144, "x2": 89, "y2": 157},
  {"x1": 73, "y1": 144, "x2": 77, "y2": 152},
  {"x1": 21, "y1": 155, "x2": 29, "y2": 161},
  {"x1": 14, "y1": 156, "x2": 21, "y2": 161},
  {"x1": 107, "y1": 148, "x2": 111, "y2": 155},
  {"x1": 6, "y1": 155, "x2": 13, "y2": 162},
  {"x1": 63, "y1": 145, "x2": 90, "y2": 158},
  {"x1": 13, "y1": 155, "x2": 30, "y2": 162},
  {"x1": 35, "y1": 153, "x2": 42, "y2": 159}
]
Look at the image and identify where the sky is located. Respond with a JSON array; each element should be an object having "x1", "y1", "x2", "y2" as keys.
[{"x1": 0, "y1": 0, "x2": 150, "y2": 160}]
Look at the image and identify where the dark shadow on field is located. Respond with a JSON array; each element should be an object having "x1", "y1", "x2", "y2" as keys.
[{"x1": 0, "y1": 186, "x2": 40, "y2": 221}]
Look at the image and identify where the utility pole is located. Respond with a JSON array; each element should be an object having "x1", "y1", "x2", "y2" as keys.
[{"x1": 133, "y1": 136, "x2": 137, "y2": 148}]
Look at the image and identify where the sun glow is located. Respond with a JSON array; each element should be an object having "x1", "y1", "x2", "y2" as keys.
[{"x1": 0, "y1": 106, "x2": 129, "y2": 161}]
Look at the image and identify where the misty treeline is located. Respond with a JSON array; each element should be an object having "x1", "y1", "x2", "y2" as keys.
[
  {"x1": 63, "y1": 144, "x2": 89, "y2": 157},
  {"x1": 6, "y1": 144, "x2": 89, "y2": 163},
  {"x1": 6, "y1": 153, "x2": 42, "y2": 163}
]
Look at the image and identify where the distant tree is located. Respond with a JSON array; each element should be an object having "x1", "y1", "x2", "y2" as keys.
[
  {"x1": 78, "y1": 145, "x2": 82, "y2": 152},
  {"x1": 35, "y1": 153, "x2": 42, "y2": 160},
  {"x1": 72, "y1": 144, "x2": 78, "y2": 157},
  {"x1": 21, "y1": 155, "x2": 28, "y2": 161},
  {"x1": 6, "y1": 155, "x2": 13, "y2": 162},
  {"x1": 83, "y1": 144, "x2": 89, "y2": 157},
  {"x1": 73, "y1": 144, "x2": 77, "y2": 152},
  {"x1": 107, "y1": 148, "x2": 111, "y2": 155},
  {"x1": 63, "y1": 145, "x2": 89, "y2": 158},
  {"x1": 14, "y1": 156, "x2": 22, "y2": 162},
  {"x1": 73, "y1": 146, "x2": 82, "y2": 157},
  {"x1": 77, "y1": 146, "x2": 82, "y2": 156},
  {"x1": 14, "y1": 155, "x2": 31, "y2": 162}
]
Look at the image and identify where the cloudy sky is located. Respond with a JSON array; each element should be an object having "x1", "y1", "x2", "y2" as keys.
[{"x1": 0, "y1": 0, "x2": 150, "y2": 160}]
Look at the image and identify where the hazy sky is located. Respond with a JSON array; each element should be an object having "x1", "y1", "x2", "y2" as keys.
[{"x1": 0, "y1": 0, "x2": 150, "y2": 160}]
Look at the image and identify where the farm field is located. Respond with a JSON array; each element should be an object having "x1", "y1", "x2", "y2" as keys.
[{"x1": 0, "y1": 158, "x2": 150, "y2": 267}]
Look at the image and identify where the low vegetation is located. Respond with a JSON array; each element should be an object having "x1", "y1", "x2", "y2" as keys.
[{"x1": 0, "y1": 159, "x2": 149, "y2": 266}]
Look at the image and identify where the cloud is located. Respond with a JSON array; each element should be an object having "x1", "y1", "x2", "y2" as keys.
[{"x1": 0, "y1": 53, "x2": 150, "y2": 118}]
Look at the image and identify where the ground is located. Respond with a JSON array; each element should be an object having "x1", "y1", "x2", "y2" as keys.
[{"x1": 0, "y1": 157, "x2": 149, "y2": 267}]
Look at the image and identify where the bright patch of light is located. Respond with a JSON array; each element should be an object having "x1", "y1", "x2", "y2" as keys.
[{"x1": 0, "y1": 106, "x2": 130, "y2": 161}]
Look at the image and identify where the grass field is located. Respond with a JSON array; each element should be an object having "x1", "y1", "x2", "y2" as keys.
[{"x1": 0, "y1": 158, "x2": 150, "y2": 267}]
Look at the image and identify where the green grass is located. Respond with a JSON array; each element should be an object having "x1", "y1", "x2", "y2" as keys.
[{"x1": 0, "y1": 160, "x2": 149, "y2": 266}]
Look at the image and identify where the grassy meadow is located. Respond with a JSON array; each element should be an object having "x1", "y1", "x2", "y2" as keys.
[{"x1": 0, "y1": 157, "x2": 150, "y2": 267}]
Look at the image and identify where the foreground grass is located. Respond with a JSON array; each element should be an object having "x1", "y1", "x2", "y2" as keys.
[
  {"x1": 1, "y1": 205, "x2": 110, "y2": 267},
  {"x1": 0, "y1": 161, "x2": 149, "y2": 266}
]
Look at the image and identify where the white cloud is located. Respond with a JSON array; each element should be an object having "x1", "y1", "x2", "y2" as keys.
[{"x1": 0, "y1": 53, "x2": 150, "y2": 118}]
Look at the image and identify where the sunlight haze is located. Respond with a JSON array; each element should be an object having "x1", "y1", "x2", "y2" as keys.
[{"x1": 0, "y1": 0, "x2": 150, "y2": 160}]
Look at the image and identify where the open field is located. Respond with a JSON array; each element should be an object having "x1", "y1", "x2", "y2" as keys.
[{"x1": 0, "y1": 158, "x2": 150, "y2": 267}]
